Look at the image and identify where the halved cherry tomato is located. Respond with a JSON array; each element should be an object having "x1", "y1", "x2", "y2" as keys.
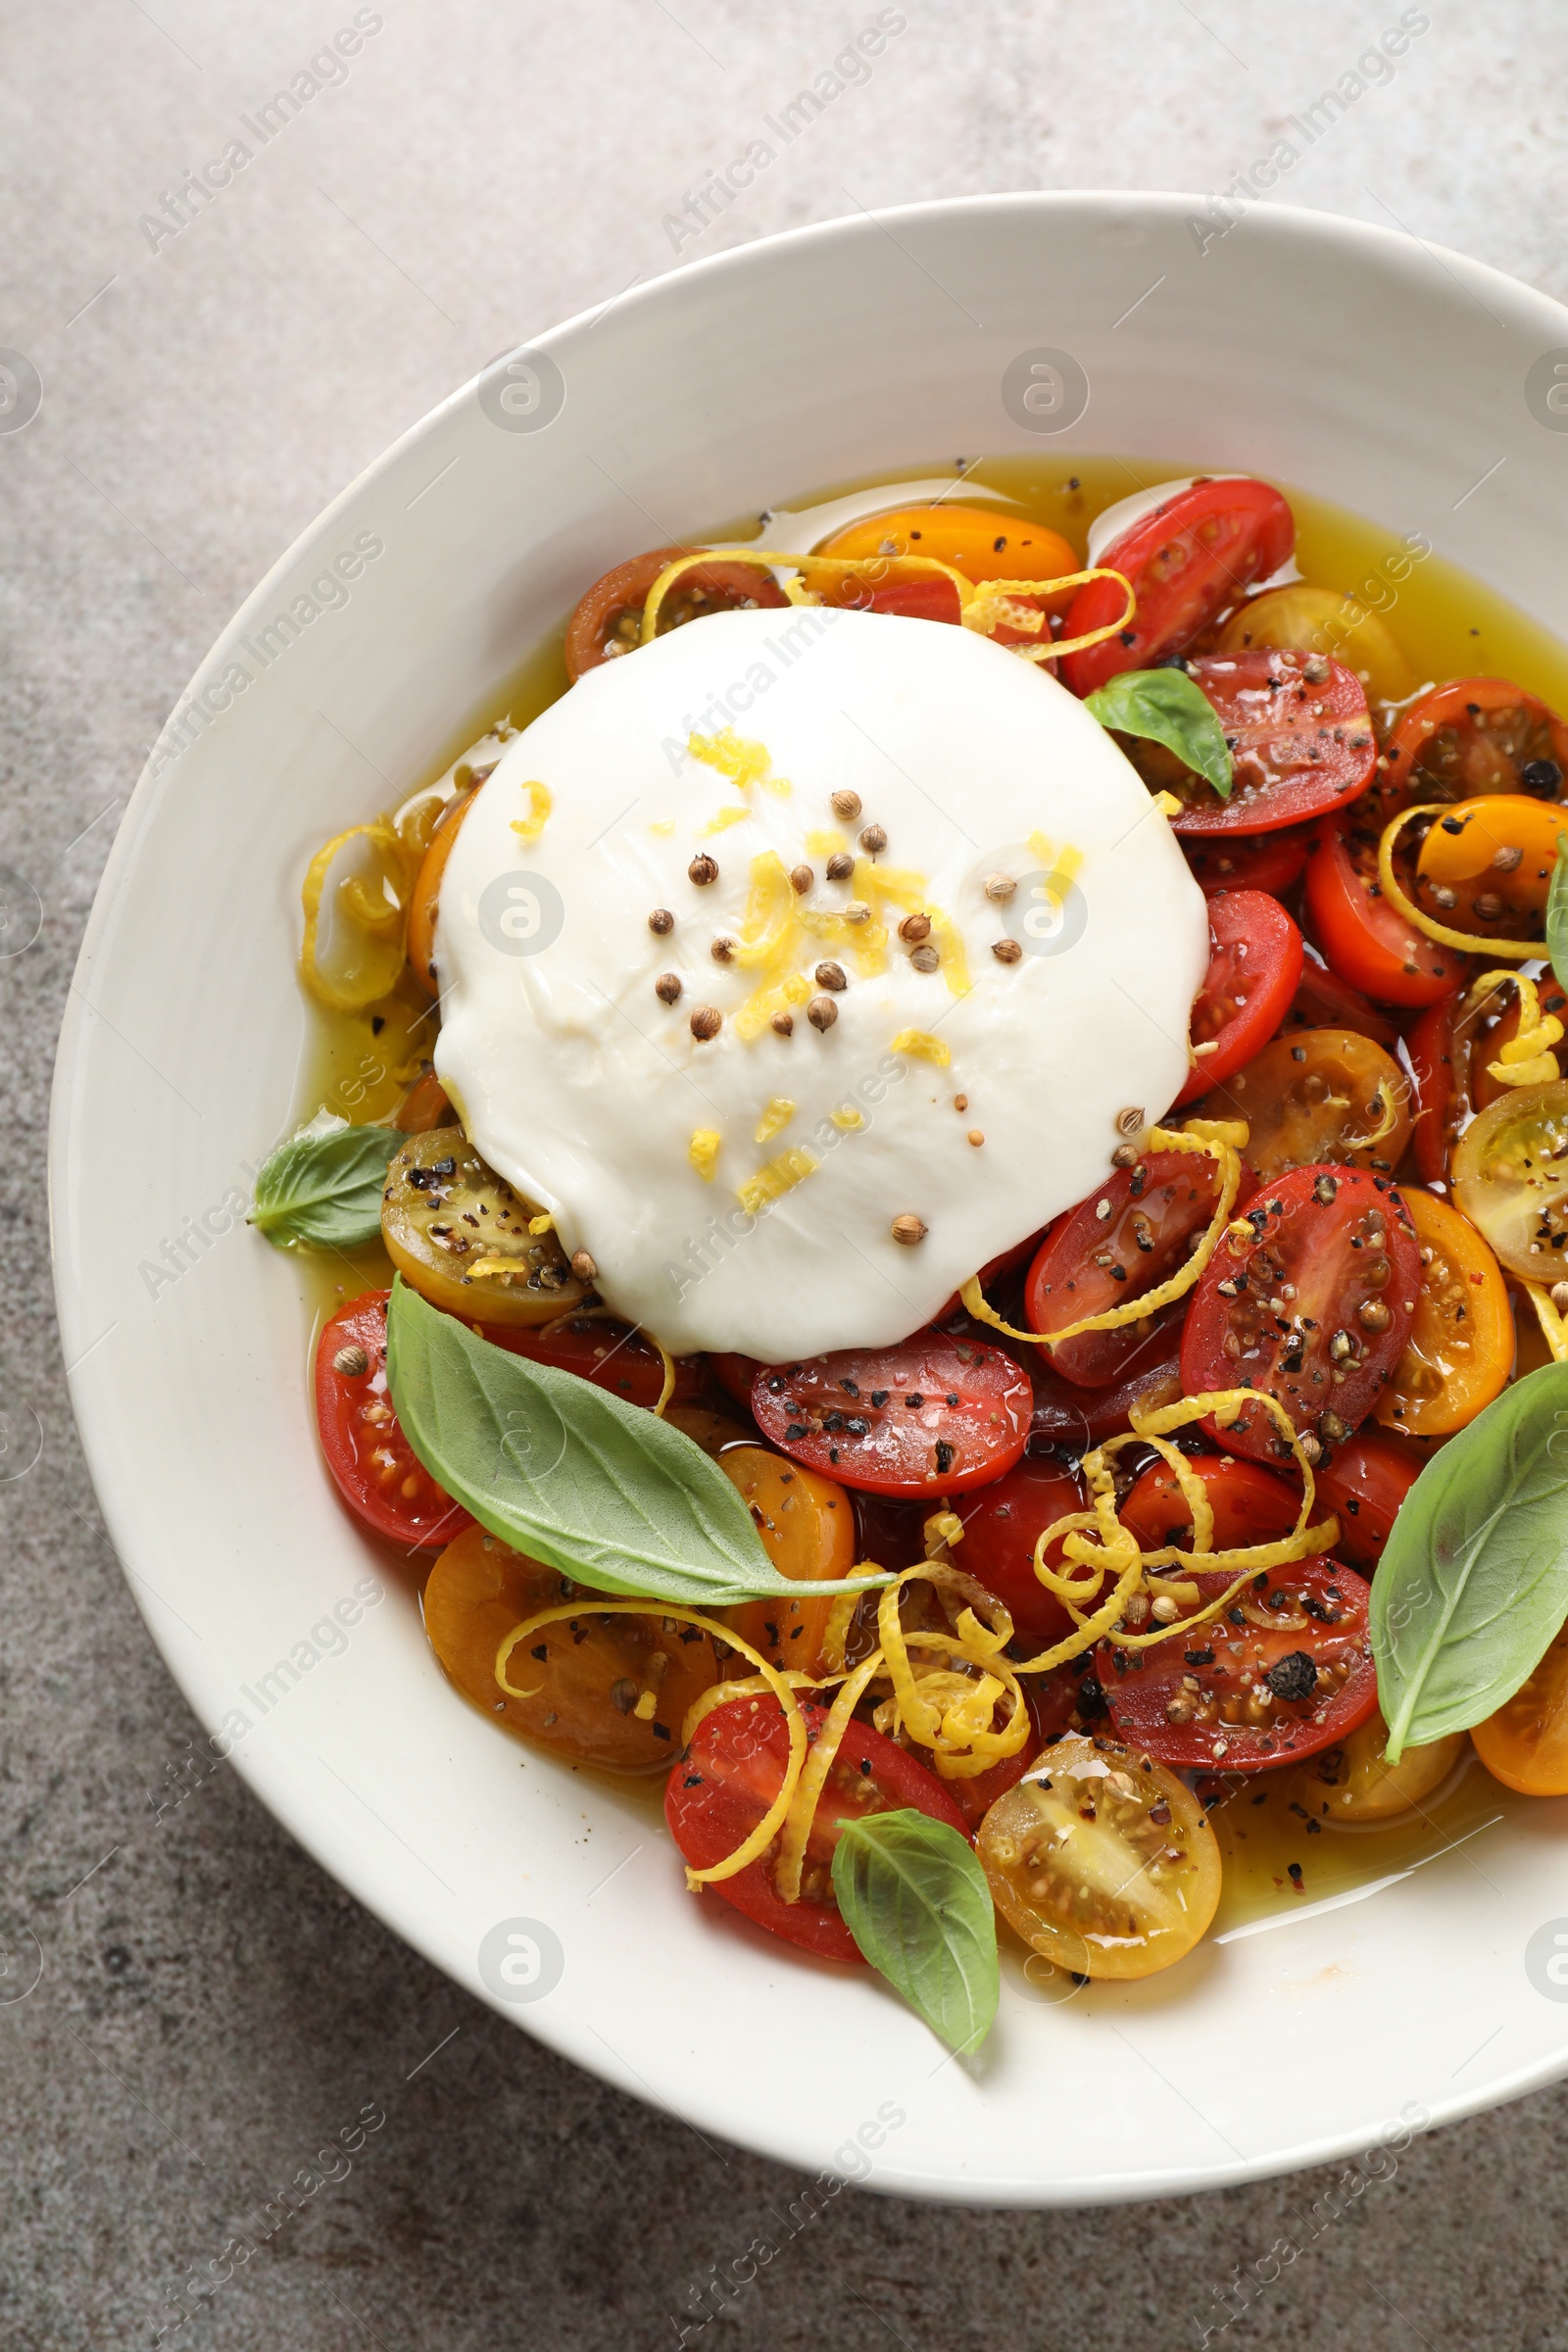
[
  {"x1": 382, "y1": 1127, "x2": 590, "y2": 1327},
  {"x1": 1373, "y1": 1188, "x2": 1512, "y2": 1437},
  {"x1": 1026, "y1": 1339, "x2": 1186, "y2": 1456},
  {"x1": 1203, "y1": 1027, "x2": 1412, "y2": 1181},
  {"x1": 1383, "y1": 676, "x2": 1568, "y2": 807},
  {"x1": 1313, "y1": 1429, "x2": 1419, "y2": 1569},
  {"x1": 933, "y1": 1229, "x2": 1047, "y2": 1326},
  {"x1": 1282, "y1": 953, "x2": 1400, "y2": 1051},
  {"x1": 406, "y1": 785, "x2": 476, "y2": 997},
  {"x1": 976, "y1": 1734, "x2": 1221, "y2": 1978},
  {"x1": 1302, "y1": 811, "x2": 1460, "y2": 1005},
  {"x1": 1413, "y1": 794, "x2": 1565, "y2": 944},
  {"x1": 1098, "y1": 1556, "x2": 1378, "y2": 1770},
  {"x1": 957, "y1": 1452, "x2": 1086, "y2": 1651},
  {"x1": 718, "y1": 1446, "x2": 856, "y2": 1677},
  {"x1": 482, "y1": 1311, "x2": 705, "y2": 1409},
  {"x1": 750, "y1": 1333, "x2": 1032, "y2": 1495},
  {"x1": 1177, "y1": 889, "x2": 1304, "y2": 1104},
  {"x1": 1118, "y1": 1453, "x2": 1300, "y2": 1555},
  {"x1": 316, "y1": 1291, "x2": 470, "y2": 1548},
  {"x1": 1182, "y1": 824, "x2": 1310, "y2": 899},
  {"x1": 393, "y1": 1067, "x2": 455, "y2": 1132},
  {"x1": 1024, "y1": 1151, "x2": 1225, "y2": 1389},
  {"x1": 665, "y1": 1696, "x2": 968, "y2": 1960},
  {"x1": 1060, "y1": 477, "x2": 1295, "y2": 695},
  {"x1": 1472, "y1": 1620, "x2": 1568, "y2": 1795},
  {"x1": 814, "y1": 503, "x2": 1079, "y2": 591},
  {"x1": 1407, "y1": 975, "x2": 1568, "y2": 1184},
  {"x1": 423, "y1": 1524, "x2": 718, "y2": 1771},
  {"x1": 805, "y1": 563, "x2": 963, "y2": 624},
  {"x1": 1452, "y1": 1079, "x2": 1568, "y2": 1283},
  {"x1": 563, "y1": 546, "x2": 787, "y2": 681},
  {"x1": 1180, "y1": 1166, "x2": 1421, "y2": 1464},
  {"x1": 1216, "y1": 582, "x2": 1416, "y2": 707},
  {"x1": 1292, "y1": 1708, "x2": 1464, "y2": 1822},
  {"x1": 707, "y1": 1350, "x2": 763, "y2": 1414},
  {"x1": 1136, "y1": 653, "x2": 1378, "y2": 835}
]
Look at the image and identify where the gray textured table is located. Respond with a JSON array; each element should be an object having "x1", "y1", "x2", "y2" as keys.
[{"x1": 6, "y1": 5, "x2": 1568, "y2": 2346}]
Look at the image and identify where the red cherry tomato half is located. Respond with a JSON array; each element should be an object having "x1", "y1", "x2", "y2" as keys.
[
  {"x1": 821, "y1": 572, "x2": 964, "y2": 624},
  {"x1": 315, "y1": 1291, "x2": 470, "y2": 1549},
  {"x1": 707, "y1": 1350, "x2": 764, "y2": 1414},
  {"x1": 1383, "y1": 676, "x2": 1568, "y2": 807},
  {"x1": 564, "y1": 546, "x2": 786, "y2": 681},
  {"x1": 932, "y1": 1228, "x2": 1046, "y2": 1327},
  {"x1": 1182, "y1": 824, "x2": 1311, "y2": 899},
  {"x1": 1302, "y1": 811, "x2": 1462, "y2": 1007},
  {"x1": 1025, "y1": 1151, "x2": 1226, "y2": 1390},
  {"x1": 665, "y1": 1696, "x2": 968, "y2": 1961},
  {"x1": 1097, "y1": 1557, "x2": 1378, "y2": 1770},
  {"x1": 1179, "y1": 1166, "x2": 1421, "y2": 1464},
  {"x1": 1177, "y1": 889, "x2": 1304, "y2": 1104},
  {"x1": 751, "y1": 1333, "x2": 1032, "y2": 1495},
  {"x1": 1060, "y1": 477, "x2": 1295, "y2": 695},
  {"x1": 1282, "y1": 951, "x2": 1401, "y2": 1051},
  {"x1": 958, "y1": 1451, "x2": 1086, "y2": 1651},
  {"x1": 1155, "y1": 653, "x2": 1378, "y2": 836},
  {"x1": 1118, "y1": 1453, "x2": 1301, "y2": 1554},
  {"x1": 1313, "y1": 1429, "x2": 1421, "y2": 1570},
  {"x1": 484, "y1": 1312, "x2": 706, "y2": 1409},
  {"x1": 1027, "y1": 1340, "x2": 1186, "y2": 1456},
  {"x1": 1406, "y1": 974, "x2": 1568, "y2": 1185}
]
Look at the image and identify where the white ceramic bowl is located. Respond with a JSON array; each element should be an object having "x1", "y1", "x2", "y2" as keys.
[{"x1": 52, "y1": 193, "x2": 1568, "y2": 2205}]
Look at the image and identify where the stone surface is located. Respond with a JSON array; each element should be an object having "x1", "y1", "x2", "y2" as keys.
[{"x1": 5, "y1": 4, "x2": 1568, "y2": 2346}]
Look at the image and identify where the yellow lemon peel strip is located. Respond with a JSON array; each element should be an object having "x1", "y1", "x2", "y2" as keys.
[
  {"x1": 1469, "y1": 968, "x2": 1564, "y2": 1090},
  {"x1": 512, "y1": 780, "x2": 552, "y2": 842},
  {"x1": 1525, "y1": 1283, "x2": 1568, "y2": 1365}
]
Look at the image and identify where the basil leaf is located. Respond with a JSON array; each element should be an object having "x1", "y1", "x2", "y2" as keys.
[
  {"x1": 250, "y1": 1119, "x2": 402, "y2": 1249},
  {"x1": 1084, "y1": 666, "x2": 1234, "y2": 802},
  {"x1": 384, "y1": 1279, "x2": 890, "y2": 1606},
  {"x1": 830, "y1": 1809, "x2": 998, "y2": 2052},
  {"x1": 1372, "y1": 1361, "x2": 1568, "y2": 1760},
  {"x1": 1547, "y1": 829, "x2": 1568, "y2": 997}
]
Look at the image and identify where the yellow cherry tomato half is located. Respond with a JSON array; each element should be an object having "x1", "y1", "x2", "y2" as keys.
[
  {"x1": 1452, "y1": 1080, "x2": 1568, "y2": 1284},
  {"x1": 1472, "y1": 1619, "x2": 1568, "y2": 1795},
  {"x1": 422, "y1": 1524, "x2": 718, "y2": 1772},
  {"x1": 381, "y1": 1125, "x2": 590, "y2": 1327},
  {"x1": 1212, "y1": 1027, "x2": 1412, "y2": 1181},
  {"x1": 1374, "y1": 1186, "x2": 1513, "y2": 1437},
  {"x1": 1415, "y1": 794, "x2": 1565, "y2": 918},
  {"x1": 1291, "y1": 1707, "x2": 1466, "y2": 1823},
  {"x1": 718, "y1": 1446, "x2": 856, "y2": 1678},
  {"x1": 1217, "y1": 583, "x2": 1416, "y2": 707},
  {"x1": 977, "y1": 1734, "x2": 1221, "y2": 1980},
  {"x1": 814, "y1": 503, "x2": 1080, "y2": 593}
]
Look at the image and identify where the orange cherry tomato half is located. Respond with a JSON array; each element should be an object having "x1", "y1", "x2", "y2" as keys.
[
  {"x1": 1177, "y1": 888, "x2": 1304, "y2": 1104},
  {"x1": 406, "y1": 785, "x2": 476, "y2": 998},
  {"x1": 393, "y1": 1067, "x2": 455, "y2": 1132},
  {"x1": 1382, "y1": 676, "x2": 1568, "y2": 807},
  {"x1": 1118, "y1": 1452, "x2": 1301, "y2": 1555},
  {"x1": 815, "y1": 502, "x2": 1080, "y2": 589},
  {"x1": 750, "y1": 1332, "x2": 1032, "y2": 1496},
  {"x1": 958, "y1": 1450, "x2": 1086, "y2": 1651},
  {"x1": 1302, "y1": 810, "x2": 1463, "y2": 1006},
  {"x1": 1472, "y1": 1620, "x2": 1568, "y2": 1796},
  {"x1": 717, "y1": 1446, "x2": 857, "y2": 1678},
  {"x1": 1181, "y1": 824, "x2": 1310, "y2": 899},
  {"x1": 1098, "y1": 1556, "x2": 1378, "y2": 1772},
  {"x1": 1151, "y1": 652, "x2": 1378, "y2": 835},
  {"x1": 665, "y1": 1696, "x2": 968, "y2": 1961},
  {"x1": 316, "y1": 1291, "x2": 470, "y2": 1549},
  {"x1": 1179, "y1": 1166, "x2": 1421, "y2": 1464},
  {"x1": 1024, "y1": 1150, "x2": 1227, "y2": 1390},
  {"x1": 1204, "y1": 1027, "x2": 1412, "y2": 1183},
  {"x1": 1312, "y1": 1429, "x2": 1419, "y2": 1569},
  {"x1": 1373, "y1": 1188, "x2": 1512, "y2": 1438},
  {"x1": 1060, "y1": 477, "x2": 1295, "y2": 695},
  {"x1": 563, "y1": 546, "x2": 787, "y2": 682}
]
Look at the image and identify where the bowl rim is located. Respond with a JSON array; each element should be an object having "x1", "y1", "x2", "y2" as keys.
[{"x1": 49, "y1": 187, "x2": 1568, "y2": 2205}]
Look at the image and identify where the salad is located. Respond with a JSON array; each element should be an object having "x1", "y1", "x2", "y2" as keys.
[{"x1": 252, "y1": 466, "x2": 1568, "y2": 2053}]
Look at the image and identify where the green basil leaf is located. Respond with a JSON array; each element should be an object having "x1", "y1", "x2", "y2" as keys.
[
  {"x1": 1372, "y1": 1360, "x2": 1568, "y2": 1760},
  {"x1": 384, "y1": 1278, "x2": 890, "y2": 1606},
  {"x1": 1546, "y1": 829, "x2": 1568, "y2": 998},
  {"x1": 1084, "y1": 666, "x2": 1234, "y2": 802},
  {"x1": 830, "y1": 1809, "x2": 998, "y2": 2052},
  {"x1": 250, "y1": 1119, "x2": 403, "y2": 1249}
]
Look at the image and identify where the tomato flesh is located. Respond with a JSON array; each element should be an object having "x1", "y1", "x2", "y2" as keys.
[
  {"x1": 958, "y1": 1451, "x2": 1085, "y2": 1650},
  {"x1": 1177, "y1": 888, "x2": 1303, "y2": 1103},
  {"x1": 1179, "y1": 1166, "x2": 1421, "y2": 1463},
  {"x1": 1472, "y1": 1621, "x2": 1568, "y2": 1796},
  {"x1": 1118, "y1": 1453, "x2": 1301, "y2": 1555},
  {"x1": 1302, "y1": 812, "x2": 1460, "y2": 1006},
  {"x1": 316, "y1": 1291, "x2": 471, "y2": 1549},
  {"x1": 1024, "y1": 1151, "x2": 1224, "y2": 1390},
  {"x1": 665, "y1": 1697, "x2": 968, "y2": 1960},
  {"x1": 1312, "y1": 1430, "x2": 1419, "y2": 1569},
  {"x1": 1282, "y1": 954, "x2": 1400, "y2": 1051},
  {"x1": 1149, "y1": 653, "x2": 1378, "y2": 835},
  {"x1": 484, "y1": 1312, "x2": 705, "y2": 1409},
  {"x1": 751, "y1": 1332, "x2": 1032, "y2": 1495},
  {"x1": 1204, "y1": 1027, "x2": 1412, "y2": 1183},
  {"x1": 1060, "y1": 477, "x2": 1295, "y2": 695},
  {"x1": 1098, "y1": 1557, "x2": 1377, "y2": 1770},
  {"x1": 1383, "y1": 676, "x2": 1568, "y2": 808},
  {"x1": 1373, "y1": 1187, "x2": 1512, "y2": 1437},
  {"x1": 1408, "y1": 975, "x2": 1568, "y2": 1185},
  {"x1": 564, "y1": 546, "x2": 786, "y2": 681},
  {"x1": 1182, "y1": 825, "x2": 1310, "y2": 899}
]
